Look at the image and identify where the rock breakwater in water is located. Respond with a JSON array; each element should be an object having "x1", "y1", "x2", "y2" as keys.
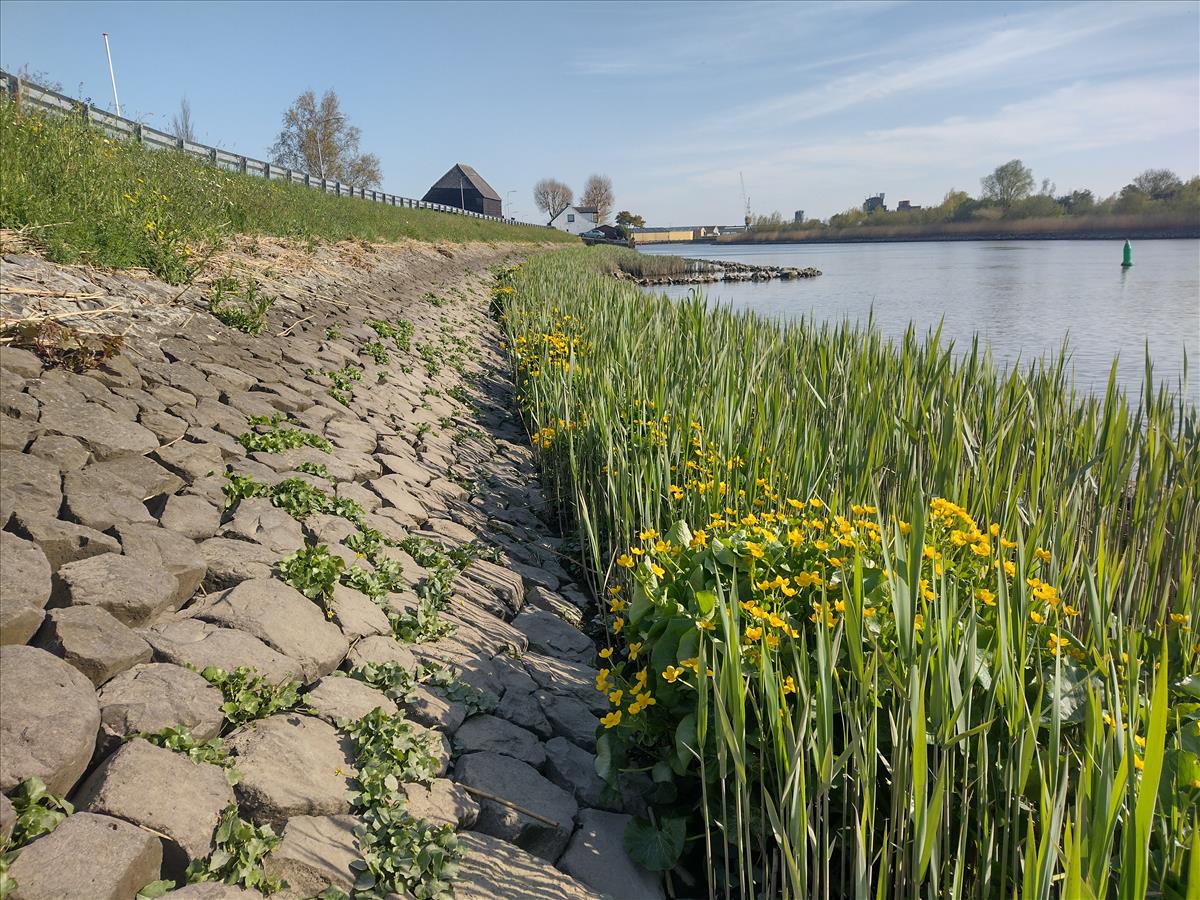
[{"x1": 619, "y1": 257, "x2": 821, "y2": 286}]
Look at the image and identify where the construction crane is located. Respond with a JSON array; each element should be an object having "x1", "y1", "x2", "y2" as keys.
[{"x1": 740, "y1": 172, "x2": 752, "y2": 228}]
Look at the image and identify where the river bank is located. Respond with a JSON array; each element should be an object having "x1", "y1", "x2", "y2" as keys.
[
  {"x1": 0, "y1": 236, "x2": 660, "y2": 899},
  {"x1": 716, "y1": 211, "x2": 1200, "y2": 244}
]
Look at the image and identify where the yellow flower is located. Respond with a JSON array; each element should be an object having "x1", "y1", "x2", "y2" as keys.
[
  {"x1": 863, "y1": 607, "x2": 877, "y2": 618},
  {"x1": 627, "y1": 641, "x2": 643, "y2": 658},
  {"x1": 639, "y1": 528, "x2": 659, "y2": 541},
  {"x1": 815, "y1": 540, "x2": 831, "y2": 552},
  {"x1": 1030, "y1": 610, "x2": 1045, "y2": 624},
  {"x1": 782, "y1": 676, "x2": 797, "y2": 695},
  {"x1": 1034, "y1": 547, "x2": 1052, "y2": 563},
  {"x1": 1171, "y1": 612, "x2": 1187, "y2": 625},
  {"x1": 612, "y1": 617, "x2": 625, "y2": 634},
  {"x1": 1133, "y1": 755, "x2": 1144, "y2": 771},
  {"x1": 1133, "y1": 734, "x2": 1146, "y2": 749},
  {"x1": 595, "y1": 669, "x2": 612, "y2": 691},
  {"x1": 662, "y1": 665, "x2": 684, "y2": 683},
  {"x1": 601, "y1": 711, "x2": 622, "y2": 729},
  {"x1": 650, "y1": 562, "x2": 665, "y2": 578},
  {"x1": 669, "y1": 485, "x2": 685, "y2": 501},
  {"x1": 609, "y1": 689, "x2": 623, "y2": 706},
  {"x1": 680, "y1": 657, "x2": 700, "y2": 671},
  {"x1": 1063, "y1": 605, "x2": 1080, "y2": 617},
  {"x1": 746, "y1": 542, "x2": 764, "y2": 559},
  {"x1": 697, "y1": 619, "x2": 715, "y2": 631},
  {"x1": 1047, "y1": 633, "x2": 1070, "y2": 655},
  {"x1": 609, "y1": 598, "x2": 626, "y2": 613},
  {"x1": 745, "y1": 626, "x2": 763, "y2": 642},
  {"x1": 617, "y1": 554, "x2": 634, "y2": 569},
  {"x1": 598, "y1": 647, "x2": 613, "y2": 659},
  {"x1": 809, "y1": 498, "x2": 824, "y2": 509},
  {"x1": 689, "y1": 529, "x2": 708, "y2": 549},
  {"x1": 1102, "y1": 711, "x2": 1115, "y2": 727},
  {"x1": 914, "y1": 613, "x2": 924, "y2": 631}
]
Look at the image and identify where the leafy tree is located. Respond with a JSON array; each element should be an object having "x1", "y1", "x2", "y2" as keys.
[
  {"x1": 580, "y1": 174, "x2": 615, "y2": 224},
  {"x1": 1128, "y1": 168, "x2": 1183, "y2": 201},
  {"x1": 1056, "y1": 190, "x2": 1095, "y2": 214},
  {"x1": 533, "y1": 178, "x2": 573, "y2": 222},
  {"x1": 615, "y1": 210, "x2": 645, "y2": 228},
  {"x1": 981, "y1": 159, "x2": 1035, "y2": 208},
  {"x1": 170, "y1": 97, "x2": 196, "y2": 143},
  {"x1": 270, "y1": 89, "x2": 382, "y2": 188}
]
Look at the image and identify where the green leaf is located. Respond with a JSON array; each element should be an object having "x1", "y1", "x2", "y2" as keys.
[
  {"x1": 675, "y1": 712, "x2": 699, "y2": 767},
  {"x1": 623, "y1": 816, "x2": 686, "y2": 872}
]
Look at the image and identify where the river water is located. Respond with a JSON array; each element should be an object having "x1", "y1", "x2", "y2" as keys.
[{"x1": 638, "y1": 240, "x2": 1200, "y2": 403}]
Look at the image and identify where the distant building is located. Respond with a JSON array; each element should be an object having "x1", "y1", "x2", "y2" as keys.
[
  {"x1": 550, "y1": 205, "x2": 599, "y2": 235},
  {"x1": 422, "y1": 163, "x2": 502, "y2": 217},
  {"x1": 863, "y1": 193, "x2": 887, "y2": 213},
  {"x1": 897, "y1": 200, "x2": 922, "y2": 211},
  {"x1": 794, "y1": 210, "x2": 805, "y2": 223}
]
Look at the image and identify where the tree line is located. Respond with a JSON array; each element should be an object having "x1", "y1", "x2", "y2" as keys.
[{"x1": 754, "y1": 160, "x2": 1199, "y2": 233}]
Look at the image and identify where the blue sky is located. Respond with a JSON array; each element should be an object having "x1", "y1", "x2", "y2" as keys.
[{"x1": 2, "y1": 1, "x2": 1197, "y2": 224}]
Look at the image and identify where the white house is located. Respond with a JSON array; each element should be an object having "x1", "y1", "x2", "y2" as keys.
[{"x1": 550, "y1": 205, "x2": 598, "y2": 235}]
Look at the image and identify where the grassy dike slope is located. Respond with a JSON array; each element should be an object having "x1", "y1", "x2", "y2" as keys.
[
  {"x1": 0, "y1": 100, "x2": 571, "y2": 282},
  {"x1": 495, "y1": 247, "x2": 1199, "y2": 898}
]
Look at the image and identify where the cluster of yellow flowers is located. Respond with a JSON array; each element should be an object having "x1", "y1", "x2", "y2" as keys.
[
  {"x1": 597, "y1": 644, "x2": 658, "y2": 729},
  {"x1": 511, "y1": 309, "x2": 587, "y2": 382}
]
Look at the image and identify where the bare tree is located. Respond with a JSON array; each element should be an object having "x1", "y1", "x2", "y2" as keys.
[
  {"x1": 534, "y1": 178, "x2": 574, "y2": 222},
  {"x1": 270, "y1": 89, "x2": 382, "y2": 188},
  {"x1": 580, "y1": 174, "x2": 614, "y2": 224},
  {"x1": 171, "y1": 97, "x2": 196, "y2": 143}
]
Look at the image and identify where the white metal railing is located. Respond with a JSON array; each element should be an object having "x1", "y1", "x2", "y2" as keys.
[{"x1": 0, "y1": 70, "x2": 541, "y2": 227}]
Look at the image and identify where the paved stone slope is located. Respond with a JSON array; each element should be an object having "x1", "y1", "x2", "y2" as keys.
[{"x1": 0, "y1": 238, "x2": 663, "y2": 900}]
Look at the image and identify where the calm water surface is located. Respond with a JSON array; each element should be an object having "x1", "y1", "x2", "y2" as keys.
[{"x1": 639, "y1": 240, "x2": 1200, "y2": 402}]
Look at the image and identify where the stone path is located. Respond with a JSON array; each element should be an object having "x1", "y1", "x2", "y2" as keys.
[{"x1": 0, "y1": 238, "x2": 664, "y2": 899}]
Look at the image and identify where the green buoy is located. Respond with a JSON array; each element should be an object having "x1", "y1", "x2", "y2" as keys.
[{"x1": 1122, "y1": 240, "x2": 1133, "y2": 268}]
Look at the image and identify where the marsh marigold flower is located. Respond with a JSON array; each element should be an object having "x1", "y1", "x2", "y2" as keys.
[
  {"x1": 662, "y1": 665, "x2": 684, "y2": 683},
  {"x1": 601, "y1": 711, "x2": 622, "y2": 729}
]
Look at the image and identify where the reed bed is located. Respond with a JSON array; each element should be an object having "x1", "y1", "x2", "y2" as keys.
[
  {"x1": 494, "y1": 247, "x2": 1199, "y2": 899},
  {"x1": 588, "y1": 246, "x2": 700, "y2": 279}
]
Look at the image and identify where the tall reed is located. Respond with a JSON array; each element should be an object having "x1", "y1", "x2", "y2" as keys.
[{"x1": 496, "y1": 247, "x2": 1198, "y2": 898}]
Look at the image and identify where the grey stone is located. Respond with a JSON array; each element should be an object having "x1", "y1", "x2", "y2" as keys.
[
  {"x1": 304, "y1": 675, "x2": 397, "y2": 725},
  {"x1": 513, "y1": 609, "x2": 594, "y2": 664},
  {"x1": 526, "y1": 585, "x2": 584, "y2": 627},
  {"x1": 454, "y1": 751, "x2": 578, "y2": 862},
  {"x1": 226, "y1": 714, "x2": 356, "y2": 827},
  {"x1": 0, "y1": 450, "x2": 62, "y2": 523},
  {"x1": 51, "y1": 553, "x2": 179, "y2": 627},
  {"x1": 557, "y1": 808, "x2": 665, "y2": 900},
  {"x1": 402, "y1": 778, "x2": 479, "y2": 829},
  {"x1": 74, "y1": 738, "x2": 235, "y2": 875},
  {"x1": 152, "y1": 440, "x2": 225, "y2": 482},
  {"x1": 6, "y1": 811, "x2": 163, "y2": 900},
  {"x1": 196, "y1": 579, "x2": 348, "y2": 681},
  {"x1": 539, "y1": 691, "x2": 601, "y2": 752},
  {"x1": 263, "y1": 814, "x2": 360, "y2": 899},
  {"x1": 111, "y1": 522, "x2": 207, "y2": 606},
  {"x1": 198, "y1": 537, "x2": 278, "y2": 590},
  {"x1": 335, "y1": 479, "x2": 381, "y2": 514},
  {"x1": 455, "y1": 831, "x2": 603, "y2": 900},
  {"x1": 330, "y1": 583, "x2": 391, "y2": 641},
  {"x1": 0, "y1": 644, "x2": 100, "y2": 795},
  {"x1": 165, "y1": 883, "x2": 257, "y2": 898},
  {"x1": 35, "y1": 605, "x2": 153, "y2": 686},
  {"x1": 0, "y1": 415, "x2": 34, "y2": 451},
  {"x1": 0, "y1": 531, "x2": 51, "y2": 644},
  {"x1": 219, "y1": 498, "x2": 305, "y2": 553},
  {"x1": 496, "y1": 689, "x2": 554, "y2": 740},
  {"x1": 139, "y1": 408, "x2": 190, "y2": 443},
  {"x1": 0, "y1": 346, "x2": 43, "y2": 378},
  {"x1": 343, "y1": 634, "x2": 418, "y2": 670},
  {"x1": 364, "y1": 475, "x2": 427, "y2": 526},
  {"x1": 144, "y1": 618, "x2": 304, "y2": 684},
  {"x1": 28, "y1": 433, "x2": 90, "y2": 471},
  {"x1": 155, "y1": 493, "x2": 222, "y2": 540},
  {"x1": 95, "y1": 662, "x2": 225, "y2": 758},
  {"x1": 402, "y1": 684, "x2": 468, "y2": 733},
  {"x1": 544, "y1": 738, "x2": 608, "y2": 810},
  {"x1": 84, "y1": 455, "x2": 183, "y2": 499},
  {"x1": 454, "y1": 714, "x2": 546, "y2": 768},
  {"x1": 61, "y1": 467, "x2": 156, "y2": 531},
  {"x1": 9, "y1": 511, "x2": 122, "y2": 570},
  {"x1": 38, "y1": 401, "x2": 159, "y2": 460},
  {"x1": 458, "y1": 559, "x2": 525, "y2": 614},
  {"x1": 524, "y1": 653, "x2": 608, "y2": 715}
]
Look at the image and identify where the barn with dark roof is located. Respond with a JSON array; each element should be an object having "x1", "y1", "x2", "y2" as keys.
[{"x1": 421, "y1": 163, "x2": 502, "y2": 217}]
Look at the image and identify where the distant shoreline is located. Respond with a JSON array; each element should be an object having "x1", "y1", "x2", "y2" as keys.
[{"x1": 710, "y1": 229, "x2": 1199, "y2": 246}]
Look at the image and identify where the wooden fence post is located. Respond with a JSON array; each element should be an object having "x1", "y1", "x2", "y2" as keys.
[{"x1": 209, "y1": 147, "x2": 218, "y2": 166}]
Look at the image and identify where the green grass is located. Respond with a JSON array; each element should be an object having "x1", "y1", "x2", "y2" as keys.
[
  {"x1": 0, "y1": 100, "x2": 572, "y2": 282},
  {"x1": 495, "y1": 247, "x2": 1199, "y2": 898}
]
